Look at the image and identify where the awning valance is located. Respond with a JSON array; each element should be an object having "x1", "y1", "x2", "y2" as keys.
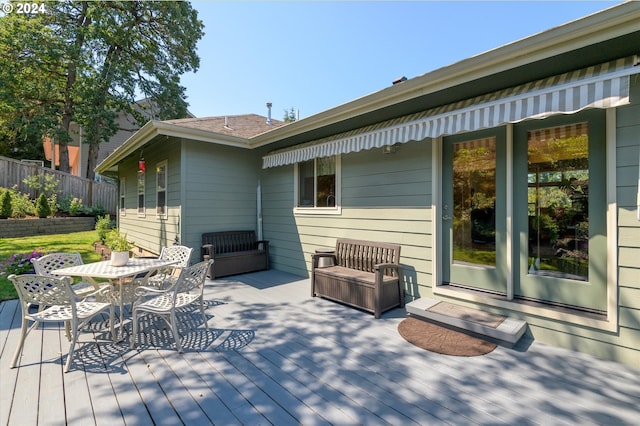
[{"x1": 263, "y1": 56, "x2": 639, "y2": 168}]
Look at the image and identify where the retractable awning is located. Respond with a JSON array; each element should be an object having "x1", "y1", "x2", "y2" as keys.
[{"x1": 263, "y1": 56, "x2": 639, "y2": 169}]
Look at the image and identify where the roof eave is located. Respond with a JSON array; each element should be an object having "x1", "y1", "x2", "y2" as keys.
[{"x1": 95, "y1": 121, "x2": 252, "y2": 174}]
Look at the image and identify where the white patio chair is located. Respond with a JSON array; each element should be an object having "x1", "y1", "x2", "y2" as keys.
[
  {"x1": 130, "y1": 259, "x2": 212, "y2": 353},
  {"x1": 135, "y1": 245, "x2": 193, "y2": 290},
  {"x1": 9, "y1": 273, "x2": 115, "y2": 373},
  {"x1": 32, "y1": 252, "x2": 100, "y2": 297}
]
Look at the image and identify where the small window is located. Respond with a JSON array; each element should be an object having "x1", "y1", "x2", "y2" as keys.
[
  {"x1": 156, "y1": 161, "x2": 167, "y2": 218},
  {"x1": 119, "y1": 177, "x2": 126, "y2": 216},
  {"x1": 137, "y1": 170, "x2": 145, "y2": 216},
  {"x1": 295, "y1": 155, "x2": 340, "y2": 213}
]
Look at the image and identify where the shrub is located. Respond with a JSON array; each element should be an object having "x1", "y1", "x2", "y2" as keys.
[
  {"x1": 35, "y1": 193, "x2": 51, "y2": 218},
  {"x1": 95, "y1": 214, "x2": 113, "y2": 241},
  {"x1": 7, "y1": 187, "x2": 35, "y2": 218},
  {"x1": 69, "y1": 197, "x2": 83, "y2": 216},
  {"x1": 22, "y1": 174, "x2": 60, "y2": 199},
  {"x1": 0, "y1": 190, "x2": 11, "y2": 219}
]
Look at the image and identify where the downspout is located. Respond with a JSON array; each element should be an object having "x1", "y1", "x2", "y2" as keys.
[{"x1": 257, "y1": 179, "x2": 263, "y2": 241}]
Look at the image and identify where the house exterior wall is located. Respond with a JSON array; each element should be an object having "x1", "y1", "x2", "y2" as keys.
[
  {"x1": 614, "y1": 81, "x2": 640, "y2": 360},
  {"x1": 260, "y1": 139, "x2": 433, "y2": 299},
  {"x1": 181, "y1": 140, "x2": 260, "y2": 260},
  {"x1": 117, "y1": 137, "x2": 260, "y2": 263},
  {"x1": 117, "y1": 137, "x2": 182, "y2": 254},
  {"x1": 259, "y1": 80, "x2": 640, "y2": 368}
]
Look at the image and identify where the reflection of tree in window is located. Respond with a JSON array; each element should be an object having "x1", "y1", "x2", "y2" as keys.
[
  {"x1": 297, "y1": 156, "x2": 336, "y2": 208},
  {"x1": 528, "y1": 123, "x2": 589, "y2": 280},
  {"x1": 298, "y1": 160, "x2": 314, "y2": 206},
  {"x1": 156, "y1": 163, "x2": 167, "y2": 216},
  {"x1": 316, "y1": 157, "x2": 335, "y2": 207},
  {"x1": 452, "y1": 138, "x2": 496, "y2": 266}
]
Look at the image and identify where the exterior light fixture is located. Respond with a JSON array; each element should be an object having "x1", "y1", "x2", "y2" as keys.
[
  {"x1": 383, "y1": 143, "x2": 401, "y2": 154},
  {"x1": 138, "y1": 152, "x2": 145, "y2": 172}
]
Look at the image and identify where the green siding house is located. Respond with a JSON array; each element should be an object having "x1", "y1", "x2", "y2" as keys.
[{"x1": 97, "y1": 2, "x2": 640, "y2": 367}]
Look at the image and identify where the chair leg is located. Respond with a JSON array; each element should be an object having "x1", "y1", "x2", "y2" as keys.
[
  {"x1": 130, "y1": 308, "x2": 138, "y2": 349},
  {"x1": 64, "y1": 319, "x2": 79, "y2": 373},
  {"x1": 170, "y1": 310, "x2": 183, "y2": 353},
  {"x1": 109, "y1": 304, "x2": 116, "y2": 342},
  {"x1": 10, "y1": 317, "x2": 30, "y2": 368},
  {"x1": 64, "y1": 320, "x2": 72, "y2": 341},
  {"x1": 200, "y1": 298, "x2": 208, "y2": 330}
]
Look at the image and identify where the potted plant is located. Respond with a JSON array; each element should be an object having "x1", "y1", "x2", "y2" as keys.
[{"x1": 105, "y1": 229, "x2": 134, "y2": 266}]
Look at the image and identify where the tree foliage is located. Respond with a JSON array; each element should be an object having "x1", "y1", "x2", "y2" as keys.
[{"x1": 0, "y1": 1, "x2": 204, "y2": 178}]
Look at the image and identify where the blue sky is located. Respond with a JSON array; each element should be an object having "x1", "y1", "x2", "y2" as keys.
[{"x1": 181, "y1": 1, "x2": 620, "y2": 120}]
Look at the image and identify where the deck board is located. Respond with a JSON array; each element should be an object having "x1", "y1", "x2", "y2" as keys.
[{"x1": 1, "y1": 270, "x2": 639, "y2": 425}]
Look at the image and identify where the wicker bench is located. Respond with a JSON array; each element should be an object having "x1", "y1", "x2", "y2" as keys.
[
  {"x1": 201, "y1": 231, "x2": 269, "y2": 278},
  {"x1": 311, "y1": 238, "x2": 403, "y2": 319}
]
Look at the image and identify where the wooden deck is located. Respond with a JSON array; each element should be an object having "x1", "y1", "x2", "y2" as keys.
[{"x1": 1, "y1": 270, "x2": 639, "y2": 425}]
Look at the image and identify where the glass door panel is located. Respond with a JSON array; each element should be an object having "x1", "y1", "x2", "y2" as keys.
[
  {"x1": 514, "y1": 112, "x2": 607, "y2": 312},
  {"x1": 443, "y1": 129, "x2": 507, "y2": 294}
]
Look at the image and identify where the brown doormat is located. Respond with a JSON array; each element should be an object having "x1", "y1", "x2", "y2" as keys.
[{"x1": 398, "y1": 317, "x2": 496, "y2": 357}]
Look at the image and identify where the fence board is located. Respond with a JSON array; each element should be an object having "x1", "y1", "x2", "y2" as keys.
[{"x1": 0, "y1": 155, "x2": 116, "y2": 214}]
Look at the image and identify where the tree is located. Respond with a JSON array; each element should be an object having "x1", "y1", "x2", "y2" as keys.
[
  {"x1": 0, "y1": 1, "x2": 204, "y2": 179},
  {"x1": 283, "y1": 107, "x2": 297, "y2": 123}
]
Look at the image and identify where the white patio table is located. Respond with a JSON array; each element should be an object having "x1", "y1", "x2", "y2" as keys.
[{"x1": 52, "y1": 257, "x2": 178, "y2": 340}]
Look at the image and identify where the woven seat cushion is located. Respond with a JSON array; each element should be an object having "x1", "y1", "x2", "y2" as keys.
[{"x1": 314, "y1": 266, "x2": 397, "y2": 285}]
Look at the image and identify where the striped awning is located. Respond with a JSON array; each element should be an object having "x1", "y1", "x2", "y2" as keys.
[{"x1": 263, "y1": 56, "x2": 639, "y2": 168}]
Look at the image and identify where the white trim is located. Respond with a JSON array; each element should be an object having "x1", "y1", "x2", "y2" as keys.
[
  {"x1": 505, "y1": 124, "x2": 514, "y2": 300},
  {"x1": 432, "y1": 137, "x2": 443, "y2": 291},
  {"x1": 605, "y1": 108, "x2": 618, "y2": 325}
]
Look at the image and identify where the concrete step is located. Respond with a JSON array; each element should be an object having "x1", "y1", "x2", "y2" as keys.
[{"x1": 405, "y1": 298, "x2": 527, "y2": 347}]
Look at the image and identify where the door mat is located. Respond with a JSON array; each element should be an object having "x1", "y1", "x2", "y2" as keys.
[{"x1": 398, "y1": 317, "x2": 496, "y2": 357}]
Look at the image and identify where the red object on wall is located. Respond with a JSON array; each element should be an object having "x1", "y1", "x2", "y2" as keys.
[{"x1": 138, "y1": 159, "x2": 145, "y2": 172}]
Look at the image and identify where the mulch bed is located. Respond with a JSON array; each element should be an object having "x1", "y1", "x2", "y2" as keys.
[
  {"x1": 93, "y1": 241, "x2": 111, "y2": 260},
  {"x1": 398, "y1": 317, "x2": 496, "y2": 357}
]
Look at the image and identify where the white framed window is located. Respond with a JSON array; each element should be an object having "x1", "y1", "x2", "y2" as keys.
[
  {"x1": 294, "y1": 155, "x2": 341, "y2": 214},
  {"x1": 119, "y1": 177, "x2": 126, "y2": 216},
  {"x1": 156, "y1": 160, "x2": 167, "y2": 218},
  {"x1": 137, "y1": 170, "x2": 145, "y2": 217}
]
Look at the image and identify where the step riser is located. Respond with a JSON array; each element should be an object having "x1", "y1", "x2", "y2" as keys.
[{"x1": 405, "y1": 298, "x2": 527, "y2": 347}]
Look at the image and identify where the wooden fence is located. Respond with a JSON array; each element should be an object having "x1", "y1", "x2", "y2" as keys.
[{"x1": 0, "y1": 156, "x2": 117, "y2": 215}]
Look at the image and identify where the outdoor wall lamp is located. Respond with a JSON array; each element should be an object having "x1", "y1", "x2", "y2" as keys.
[
  {"x1": 138, "y1": 151, "x2": 145, "y2": 172},
  {"x1": 383, "y1": 143, "x2": 401, "y2": 154}
]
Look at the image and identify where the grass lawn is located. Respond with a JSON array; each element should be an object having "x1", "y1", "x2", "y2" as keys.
[{"x1": 0, "y1": 230, "x2": 103, "y2": 302}]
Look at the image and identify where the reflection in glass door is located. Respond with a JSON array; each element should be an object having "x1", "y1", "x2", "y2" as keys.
[
  {"x1": 453, "y1": 138, "x2": 497, "y2": 266},
  {"x1": 442, "y1": 130, "x2": 507, "y2": 295},
  {"x1": 515, "y1": 114, "x2": 607, "y2": 312},
  {"x1": 527, "y1": 124, "x2": 589, "y2": 280}
]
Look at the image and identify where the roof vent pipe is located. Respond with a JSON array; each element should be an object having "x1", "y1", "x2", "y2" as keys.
[
  {"x1": 392, "y1": 76, "x2": 407, "y2": 85},
  {"x1": 266, "y1": 102, "x2": 273, "y2": 125}
]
